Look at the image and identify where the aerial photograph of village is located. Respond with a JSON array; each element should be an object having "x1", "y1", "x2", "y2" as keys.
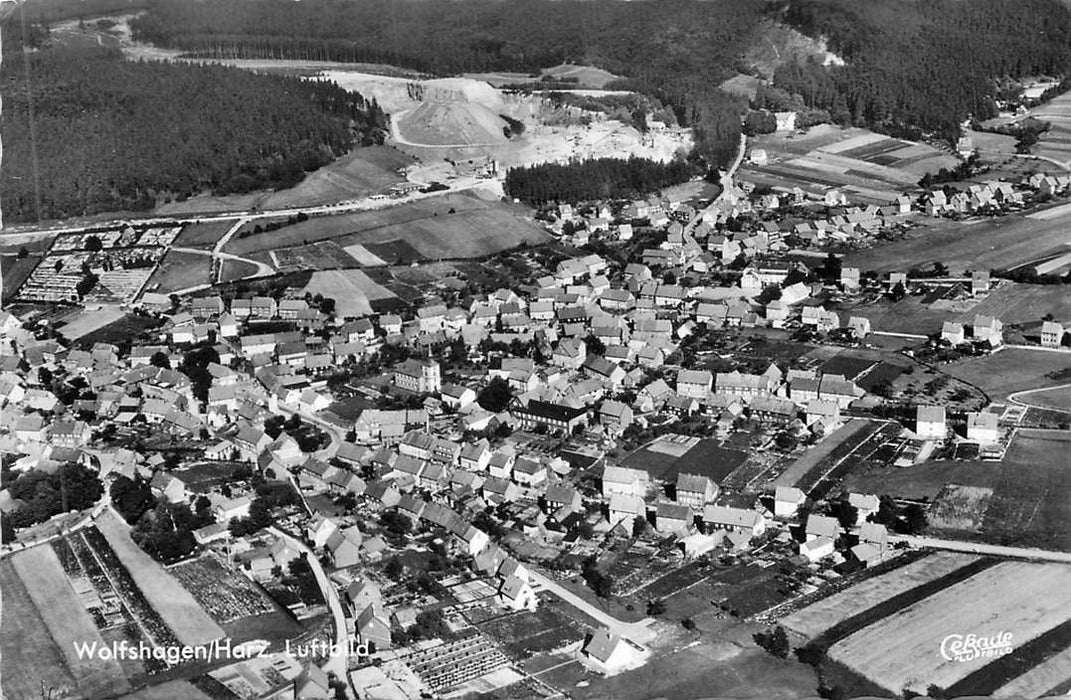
[{"x1": 1, "y1": 0, "x2": 1070, "y2": 698}]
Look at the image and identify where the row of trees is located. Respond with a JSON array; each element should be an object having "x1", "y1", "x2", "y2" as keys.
[
  {"x1": 2, "y1": 26, "x2": 389, "y2": 222},
  {"x1": 129, "y1": 0, "x2": 766, "y2": 167},
  {"x1": 772, "y1": 0, "x2": 1071, "y2": 142},
  {"x1": 504, "y1": 156, "x2": 695, "y2": 204}
]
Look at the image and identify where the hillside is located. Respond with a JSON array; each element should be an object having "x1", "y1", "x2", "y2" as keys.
[
  {"x1": 771, "y1": 0, "x2": 1071, "y2": 141},
  {"x1": 0, "y1": 26, "x2": 389, "y2": 223},
  {"x1": 129, "y1": 0, "x2": 767, "y2": 167}
]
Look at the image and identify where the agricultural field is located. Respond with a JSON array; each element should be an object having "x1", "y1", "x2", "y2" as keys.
[
  {"x1": 301, "y1": 269, "x2": 399, "y2": 317},
  {"x1": 146, "y1": 250, "x2": 212, "y2": 294},
  {"x1": 622, "y1": 436, "x2": 748, "y2": 482},
  {"x1": 257, "y1": 145, "x2": 414, "y2": 210},
  {"x1": 173, "y1": 220, "x2": 235, "y2": 249},
  {"x1": 96, "y1": 511, "x2": 225, "y2": 647},
  {"x1": 1022, "y1": 92, "x2": 1071, "y2": 164},
  {"x1": 828, "y1": 561, "x2": 1071, "y2": 696},
  {"x1": 1, "y1": 555, "x2": 83, "y2": 700},
  {"x1": 844, "y1": 210, "x2": 1071, "y2": 274},
  {"x1": 1, "y1": 253, "x2": 41, "y2": 301},
  {"x1": 742, "y1": 124, "x2": 957, "y2": 204},
  {"x1": 1017, "y1": 385, "x2": 1071, "y2": 412},
  {"x1": 780, "y1": 552, "x2": 979, "y2": 639},
  {"x1": 943, "y1": 347, "x2": 1071, "y2": 401},
  {"x1": 219, "y1": 258, "x2": 260, "y2": 283},
  {"x1": 273, "y1": 240, "x2": 360, "y2": 271},
  {"x1": 224, "y1": 193, "x2": 550, "y2": 260},
  {"x1": 847, "y1": 431, "x2": 1071, "y2": 550},
  {"x1": 7, "y1": 544, "x2": 132, "y2": 698},
  {"x1": 967, "y1": 283, "x2": 1071, "y2": 327}
]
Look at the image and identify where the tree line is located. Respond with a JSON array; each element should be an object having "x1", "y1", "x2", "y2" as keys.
[
  {"x1": 504, "y1": 156, "x2": 695, "y2": 204},
  {"x1": 1, "y1": 25, "x2": 389, "y2": 222},
  {"x1": 128, "y1": 0, "x2": 766, "y2": 167},
  {"x1": 771, "y1": 0, "x2": 1071, "y2": 142}
]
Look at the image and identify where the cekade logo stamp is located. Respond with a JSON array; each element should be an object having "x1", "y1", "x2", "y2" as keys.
[{"x1": 940, "y1": 632, "x2": 1014, "y2": 662}]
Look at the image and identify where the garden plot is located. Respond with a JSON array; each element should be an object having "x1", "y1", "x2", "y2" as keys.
[{"x1": 169, "y1": 556, "x2": 278, "y2": 624}]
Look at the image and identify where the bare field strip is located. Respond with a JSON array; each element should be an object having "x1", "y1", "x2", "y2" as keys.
[
  {"x1": 10, "y1": 546, "x2": 131, "y2": 698},
  {"x1": 947, "y1": 617, "x2": 1071, "y2": 697},
  {"x1": 994, "y1": 643, "x2": 1071, "y2": 698},
  {"x1": 772, "y1": 420, "x2": 871, "y2": 488},
  {"x1": 0, "y1": 558, "x2": 79, "y2": 700},
  {"x1": 97, "y1": 510, "x2": 225, "y2": 647},
  {"x1": 781, "y1": 552, "x2": 978, "y2": 639},
  {"x1": 829, "y1": 561, "x2": 1071, "y2": 695}
]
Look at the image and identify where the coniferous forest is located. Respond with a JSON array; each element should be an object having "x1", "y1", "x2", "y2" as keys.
[
  {"x1": 771, "y1": 0, "x2": 1071, "y2": 141},
  {"x1": 504, "y1": 157, "x2": 695, "y2": 205},
  {"x1": 1, "y1": 26, "x2": 388, "y2": 222},
  {"x1": 129, "y1": 0, "x2": 761, "y2": 168}
]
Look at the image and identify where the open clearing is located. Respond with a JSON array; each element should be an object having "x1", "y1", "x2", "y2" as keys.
[
  {"x1": 301, "y1": 269, "x2": 398, "y2": 317},
  {"x1": 943, "y1": 348, "x2": 1071, "y2": 401},
  {"x1": 258, "y1": 145, "x2": 414, "y2": 209},
  {"x1": 10, "y1": 545, "x2": 131, "y2": 698},
  {"x1": 58, "y1": 304, "x2": 127, "y2": 341},
  {"x1": 742, "y1": 124, "x2": 957, "y2": 205},
  {"x1": 780, "y1": 552, "x2": 978, "y2": 639},
  {"x1": 829, "y1": 561, "x2": 1071, "y2": 695},
  {"x1": 146, "y1": 250, "x2": 211, "y2": 293},
  {"x1": 0, "y1": 557, "x2": 80, "y2": 700},
  {"x1": 225, "y1": 192, "x2": 550, "y2": 260},
  {"x1": 96, "y1": 510, "x2": 225, "y2": 647}
]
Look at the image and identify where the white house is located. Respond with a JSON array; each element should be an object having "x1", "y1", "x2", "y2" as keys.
[
  {"x1": 773, "y1": 486, "x2": 806, "y2": 518},
  {"x1": 915, "y1": 405, "x2": 947, "y2": 440},
  {"x1": 966, "y1": 411, "x2": 999, "y2": 444}
]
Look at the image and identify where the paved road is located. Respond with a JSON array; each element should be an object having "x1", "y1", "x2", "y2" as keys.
[
  {"x1": 687, "y1": 132, "x2": 747, "y2": 233},
  {"x1": 528, "y1": 569, "x2": 657, "y2": 645},
  {"x1": 268, "y1": 526, "x2": 350, "y2": 680},
  {"x1": 273, "y1": 403, "x2": 346, "y2": 461},
  {"x1": 890, "y1": 534, "x2": 1071, "y2": 563}
]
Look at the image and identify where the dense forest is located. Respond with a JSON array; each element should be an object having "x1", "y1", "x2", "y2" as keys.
[
  {"x1": 129, "y1": 0, "x2": 763, "y2": 167},
  {"x1": 504, "y1": 157, "x2": 694, "y2": 204},
  {"x1": 1, "y1": 25, "x2": 388, "y2": 222},
  {"x1": 771, "y1": 0, "x2": 1071, "y2": 141}
]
